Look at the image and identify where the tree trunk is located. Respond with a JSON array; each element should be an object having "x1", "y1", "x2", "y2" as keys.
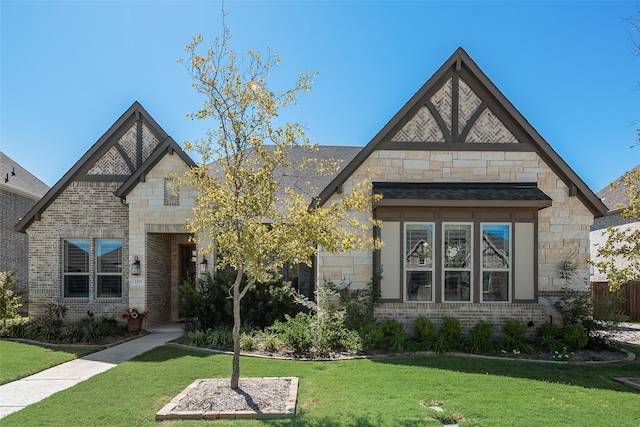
[{"x1": 230, "y1": 270, "x2": 242, "y2": 389}]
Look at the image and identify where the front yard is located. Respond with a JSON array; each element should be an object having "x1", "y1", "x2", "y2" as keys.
[
  {"x1": 2, "y1": 344, "x2": 639, "y2": 426},
  {"x1": 0, "y1": 340, "x2": 97, "y2": 385}
]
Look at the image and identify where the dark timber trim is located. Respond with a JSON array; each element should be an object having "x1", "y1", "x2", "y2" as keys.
[
  {"x1": 15, "y1": 101, "x2": 193, "y2": 232},
  {"x1": 315, "y1": 47, "x2": 607, "y2": 218}
]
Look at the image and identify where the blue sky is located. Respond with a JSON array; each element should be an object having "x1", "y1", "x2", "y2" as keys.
[{"x1": 1, "y1": 1, "x2": 638, "y2": 193}]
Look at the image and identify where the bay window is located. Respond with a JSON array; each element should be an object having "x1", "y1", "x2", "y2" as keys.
[
  {"x1": 481, "y1": 224, "x2": 511, "y2": 302},
  {"x1": 405, "y1": 223, "x2": 434, "y2": 301},
  {"x1": 443, "y1": 223, "x2": 473, "y2": 302}
]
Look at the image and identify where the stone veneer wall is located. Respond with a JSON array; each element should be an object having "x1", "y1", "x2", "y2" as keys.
[
  {"x1": 26, "y1": 181, "x2": 129, "y2": 322},
  {"x1": 0, "y1": 189, "x2": 36, "y2": 297},
  {"x1": 319, "y1": 150, "x2": 594, "y2": 331},
  {"x1": 127, "y1": 153, "x2": 198, "y2": 314}
]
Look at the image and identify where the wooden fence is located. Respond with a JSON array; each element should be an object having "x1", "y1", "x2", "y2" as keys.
[{"x1": 591, "y1": 281, "x2": 640, "y2": 321}]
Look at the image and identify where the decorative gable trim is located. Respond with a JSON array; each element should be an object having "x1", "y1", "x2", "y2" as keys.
[
  {"x1": 316, "y1": 47, "x2": 607, "y2": 218},
  {"x1": 114, "y1": 136, "x2": 195, "y2": 199},
  {"x1": 15, "y1": 102, "x2": 193, "y2": 232}
]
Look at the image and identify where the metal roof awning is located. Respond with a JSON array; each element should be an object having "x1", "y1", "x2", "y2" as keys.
[{"x1": 372, "y1": 182, "x2": 553, "y2": 209}]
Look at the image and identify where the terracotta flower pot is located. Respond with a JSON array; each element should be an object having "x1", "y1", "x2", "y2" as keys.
[{"x1": 127, "y1": 317, "x2": 143, "y2": 332}]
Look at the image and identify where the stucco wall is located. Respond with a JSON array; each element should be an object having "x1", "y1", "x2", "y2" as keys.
[{"x1": 26, "y1": 181, "x2": 129, "y2": 322}]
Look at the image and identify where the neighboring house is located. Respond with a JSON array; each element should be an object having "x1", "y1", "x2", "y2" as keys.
[
  {"x1": 0, "y1": 152, "x2": 49, "y2": 298},
  {"x1": 17, "y1": 48, "x2": 607, "y2": 332},
  {"x1": 590, "y1": 167, "x2": 640, "y2": 320}
]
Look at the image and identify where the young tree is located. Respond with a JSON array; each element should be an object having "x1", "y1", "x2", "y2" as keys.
[
  {"x1": 0, "y1": 271, "x2": 23, "y2": 327},
  {"x1": 592, "y1": 10, "x2": 640, "y2": 290},
  {"x1": 179, "y1": 24, "x2": 381, "y2": 389}
]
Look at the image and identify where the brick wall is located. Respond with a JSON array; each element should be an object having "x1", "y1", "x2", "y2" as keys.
[
  {"x1": 0, "y1": 189, "x2": 36, "y2": 297},
  {"x1": 375, "y1": 303, "x2": 548, "y2": 338},
  {"x1": 26, "y1": 181, "x2": 129, "y2": 322},
  {"x1": 146, "y1": 233, "x2": 172, "y2": 325}
]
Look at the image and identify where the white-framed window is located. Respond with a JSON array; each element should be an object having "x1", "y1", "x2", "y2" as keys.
[
  {"x1": 443, "y1": 223, "x2": 473, "y2": 302},
  {"x1": 96, "y1": 240, "x2": 123, "y2": 298},
  {"x1": 481, "y1": 223, "x2": 511, "y2": 302},
  {"x1": 63, "y1": 239, "x2": 90, "y2": 298},
  {"x1": 404, "y1": 223, "x2": 434, "y2": 302},
  {"x1": 62, "y1": 239, "x2": 123, "y2": 299}
]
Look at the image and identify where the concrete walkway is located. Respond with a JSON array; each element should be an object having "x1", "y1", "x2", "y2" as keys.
[{"x1": 0, "y1": 330, "x2": 183, "y2": 419}]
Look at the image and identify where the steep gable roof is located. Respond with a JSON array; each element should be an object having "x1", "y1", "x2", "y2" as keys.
[
  {"x1": 0, "y1": 152, "x2": 49, "y2": 200},
  {"x1": 15, "y1": 102, "x2": 194, "y2": 232},
  {"x1": 316, "y1": 47, "x2": 607, "y2": 218}
]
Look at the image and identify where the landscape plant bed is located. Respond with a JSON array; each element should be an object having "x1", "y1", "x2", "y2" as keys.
[
  {"x1": 155, "y1": 377, "x2": 298, "y2": 421},
  {"x1": 170, "y1": 339, "x2": 634, "y2": 365}
]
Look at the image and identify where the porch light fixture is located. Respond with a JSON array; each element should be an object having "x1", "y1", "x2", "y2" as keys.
[
  {"x1": 131, "y1": 256, "x2": 141, "y2": 276},
  {"x1": 199, "y1": 256, "x2": 208, "y2": 274}
]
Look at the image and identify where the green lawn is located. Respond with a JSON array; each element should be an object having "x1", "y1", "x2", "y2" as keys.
[
  {"x1": 0, "y1": 340, "x2": 98, "y2": 384},
  {"x1": 2, "y1": 345, "x2": 640, "y2": 426}
]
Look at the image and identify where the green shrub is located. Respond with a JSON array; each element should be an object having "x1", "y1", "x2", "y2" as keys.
[
  {"x1": 330, "y1": 277, "x2": 382, "y2": 331},
  {"x1": 380, "y1": 318, "x2": 413, "y2": 352},
  {"x1": 414, "y1": 317, "x2": 436, "y2": 342},
  {"x1": 206, "y1": 325, "x2": 233, "y2": 350},
  {"x1": 269, "y1": 313, "x2": 314, "y2": 354},
  {"x1": 178, "y1": 271, "x2": 300, "y2": 331},
  {"x1": 257, "y1": 330, "x2": 282, "y2": 353},
  {"x1": 562, "y1": 323, "x2": 588, "y2": 350},
  {"x1": 553, "y1": 284, "x2": 627, "y2": 346},
  {"x1": 501, "y1": 319, "x2": 533, "y2": 353},
  {"x1": 536, "y1": 322, "x2": 562, "y2": 353},
  {"x1": 358, "y1": 322, "x2": 384, "y2": 351},
  {"x1": 440, "y1": 317, "x2": 462, "y2": 342},
  {"x1": 185, "y1": 330, "x2": 207, "y2": 347},
  {"x1": 468, "y1": 320, "x2": 494, "y2": 354},
  {"x1": 240, "y1": 332, "x2": 255, "y2": 351}
]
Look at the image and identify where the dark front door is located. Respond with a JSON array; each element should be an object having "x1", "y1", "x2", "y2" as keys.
[{"x1": 179, "y1": 244, "x2": 197, "y2": 285}]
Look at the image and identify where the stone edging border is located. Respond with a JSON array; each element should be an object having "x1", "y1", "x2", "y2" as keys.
[
  {"x1": 613, "y1": 377, "x2": 640, "y2": 390},
  {"x1": 155, "y1": 377, "x2": 298, "y2": 421},
  {"x1": 1, "y1": 332, "x2": 149, "y2": 350},
  {"x1": 166, "y1": 341, "x2": 636, "y2": 365}
]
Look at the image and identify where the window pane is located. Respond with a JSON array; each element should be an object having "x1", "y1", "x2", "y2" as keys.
[
  {"x1": 97, "y1": 276, "x2": 122, "y2": 298},
  {"x1": 483, "y1": 272, "x2": 509, "y2": 301},
  {"x1": 164, "y1": 177, "x2": 179, "y2": 206},
  {"x1": 406, "y1": 271, "x2": 432, "y2": 301},
  {"x1": 444, "y1": 271, "x2": 471, "y2": 301},
  {"x1": 482, "y1": 225, "x2": 510, "y2": 269},
  {"x1": 444, "y1": 225, "x2": 471, "y2": 268},
  {"x1": 64, "y1": 240, "x2": 89, "y2": 273},
  {"x1": 405, "y1": 224, "x2": 433, "y2": 269},
  {"x1": 64, "y1": 275, "x2": 89, "y2": 298},
  {"x1": 97, "y1": 240, "x2": 122, "y2": 273}
]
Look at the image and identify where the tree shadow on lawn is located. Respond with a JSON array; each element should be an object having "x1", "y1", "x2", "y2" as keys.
[{"x1": 370, "y1": 346, "x2": 640, "y2": 394}]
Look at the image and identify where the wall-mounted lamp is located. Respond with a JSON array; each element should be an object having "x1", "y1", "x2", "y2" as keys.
[
  {"x1": 199, "y1": 256, "x2": 208, "y2": 274},
  {"x1": 131, "y1": 256, "x2": 141, "y2": 275}
]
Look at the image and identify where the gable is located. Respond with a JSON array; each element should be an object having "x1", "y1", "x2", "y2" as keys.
[
  {"x1": 15, "y1": 102, "x2": 194, "y2": 232},
  {"x1": 390, "y1": 75, "x2": 519, "y2": 144},
  {"x1": 317, "y1": 47, "x2": 607, "y2": 218}
]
